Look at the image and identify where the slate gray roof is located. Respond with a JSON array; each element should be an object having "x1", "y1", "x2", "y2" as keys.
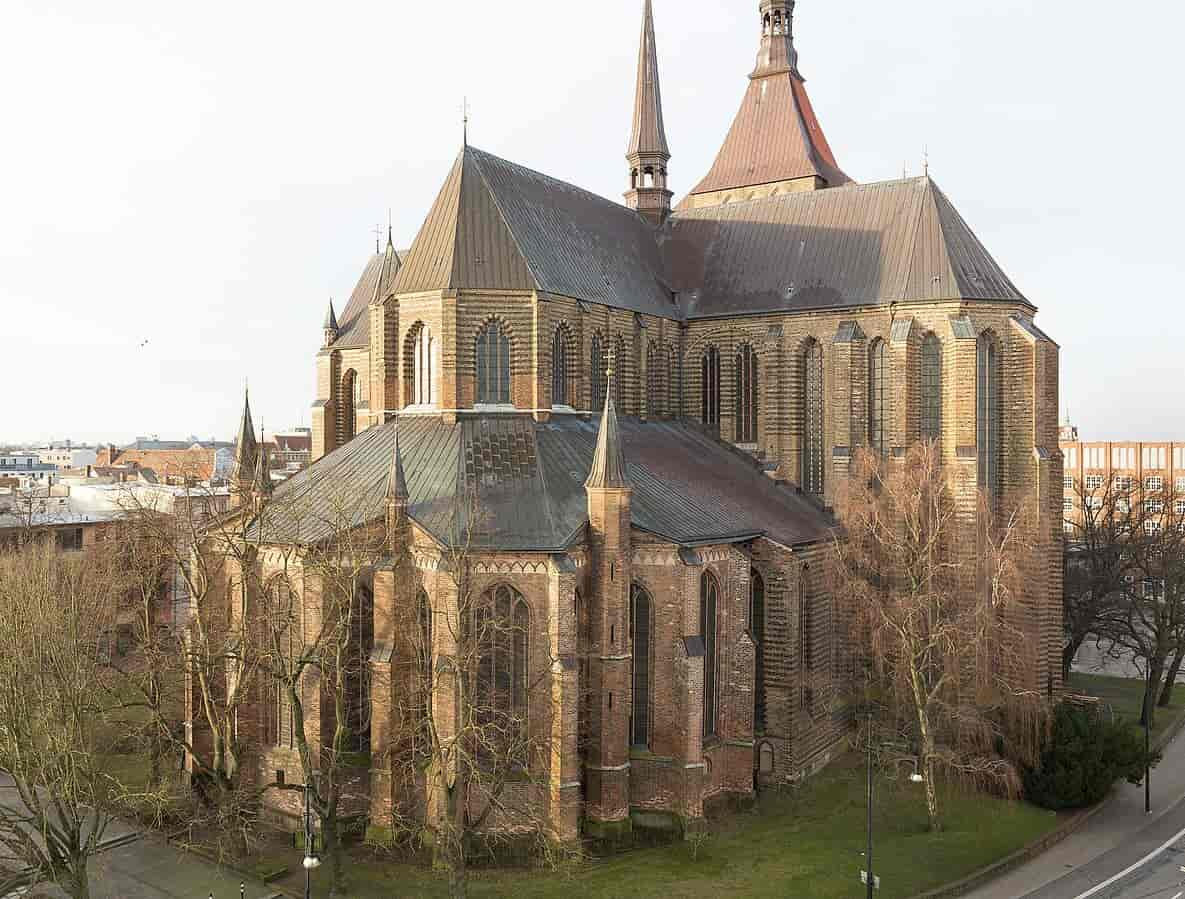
[
  {"x1": 331, "y1": 243, "x2": 406, "y2": 350},
  {"x1": 392, "y1": 147, "x2": 678, "y2": 318},
  {"x1": 249, "y1": 414, "x2": 832, "y2": 551},
  {"x1": 667, "y1": 175, "x2": 1028, "y2": 317}
]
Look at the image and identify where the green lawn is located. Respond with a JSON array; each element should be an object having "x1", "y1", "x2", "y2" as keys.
[
  {"x1": 269, "y1": 754, "x2": 1058, "y2": 899},
  {"x1": 1069, "y1": 672, "x2": 1185, "y2": 743}
]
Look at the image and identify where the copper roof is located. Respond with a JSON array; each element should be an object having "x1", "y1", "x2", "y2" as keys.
[
  {"x1": 688, "y1": 70, "x2": 850, "y2": 197},
  {"x1": 667, "y1": 176, "x2": 1027, "y2": 316},
  {"x1": 586, "y1": 377, "x2": 628, "y2": 490},
  {"x1": 250, "y1": 414, "x2": 832, "y2": 550},
  {"x1": 331, "y1": 244, "x2": 406, "y2": 350},
  {"x1": 626, "y1": 0, "x2": 669, "y2": 160},
  {"x1": 392, "y1": 147, "x2": 676, "y2": 317}
]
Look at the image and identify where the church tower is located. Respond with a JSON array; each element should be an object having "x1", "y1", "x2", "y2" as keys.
[
  {"x1": 230, "y1": 387, "x2": 260, "y2": 510},
  {"x1": 624, "y1": 0, "x2": 672, "y2": 225}
]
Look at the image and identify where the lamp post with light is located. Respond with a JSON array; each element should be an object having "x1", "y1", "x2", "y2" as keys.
[{"x1": 302, "y1": 780, "x2": 321, "y2": 899}]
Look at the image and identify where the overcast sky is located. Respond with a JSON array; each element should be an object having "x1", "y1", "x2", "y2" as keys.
[{"x1": 3, "y1": 0, "x2": 1181, "y2": 446}]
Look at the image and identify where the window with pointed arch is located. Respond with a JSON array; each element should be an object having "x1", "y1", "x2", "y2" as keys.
[
  {"x1": 407, "y1": 323, "x2": 436, "y2": 407},
  {"x1": 614, "y1": 336, "x2": 628, "y2": 410},
  {"x1": 630, "y1": 584, "x2": 653, "y2": 748},
  {"x1": 665, "y1": 346, "x2": 677, "y2": 417},
  {"x1": 551, "y1": 326, "x2": 572, "y2": 407},
  {"x1": 340, "y1": 369, "x2": 358, "y2": 445},
  {"x1": 475, "y1": 320, "x2": 511, "y2": 405},
  {"x1": 920, "y1": 333, "x2": 943, "y2": 442},
  {"x1": 750, "y1": 570, "x2": 766, "y2": 734},
  {"x1": 415, "y1": 590, "x2": 432, "y2": 755},
  {"x1": 473, "y1": 584, "x2": 530, "y2": 758},
  {"x1": 736, "y1": 344, "x2": 759, "y2": 444},
  {"x1": 346, "y1": 582, "x2": 374, "y2": 752},
  {"x1": 590, "y1": 334, "x2": 607, "y2": 411},
  {"x1": 700, "y1": 571, "x2": 719, "y2": 739},
  {"x1": 262, "y1": 577, "x2": 299, "y2": 749},
  {"x1": 868, "y1": 339, "x2": 887, "y2": 458},
  {"x1": 646, "y1": 342, "x2": 663, "y2": 416},
  {"x1": 798, "y1": 567, "x2": 812, "y2": 710},
  {"x1": 977, "y1": 332, "x2": 1002, "y2": 497},
  {"x1": 801, "y1": 340, "x2": 825, "y2": 495},
  {"x1": 701, "y1": 347, "x2": 721, "y2": 429}
]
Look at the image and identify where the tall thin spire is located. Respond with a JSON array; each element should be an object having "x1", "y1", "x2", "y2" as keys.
[
  {"x1": 586, "y1": 350, "x2": 629, "y2": 489},
  {"x1": 233, "y1": 386, "x2": 259, "y2": 486},
  {"x1": 323, "y1": 298, "x2": 338, "y2": 331},
  {"x1": 386, "y1": 420, "x2": 409, "y2": 504},
  {"x1": 624, "y1": 0, "x2": 673, "y2": 225}
]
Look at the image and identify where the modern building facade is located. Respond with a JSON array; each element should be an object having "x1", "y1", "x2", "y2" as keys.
[{"x1": 195, "y1": 0, "x2": 1064, "y2": 844}]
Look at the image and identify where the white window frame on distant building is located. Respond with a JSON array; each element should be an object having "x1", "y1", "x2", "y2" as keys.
[
  {"x1": 1085, "y1": 475, "x2": 1104, "y2": 491},
  {"x1": 1146, "y1": 476, "x2": 1164, "y2": 493}
]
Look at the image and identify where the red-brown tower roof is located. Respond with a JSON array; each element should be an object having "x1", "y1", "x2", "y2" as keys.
[
  {"x1": 686, "y1": 0, "x2": 850, "y2": 200},
  {"x1": 627, "y1": 0, "x2": 669, "y2": 159}
]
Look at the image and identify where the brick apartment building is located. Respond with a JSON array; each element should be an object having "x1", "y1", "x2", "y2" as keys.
[{"x1": 191, "y1": 0, "x2": 1064, "y2": 844}]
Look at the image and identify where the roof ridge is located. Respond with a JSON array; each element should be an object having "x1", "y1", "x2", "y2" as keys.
[
  {"x1": 899, "y1": 177, "x2": 935, "y2": 304},
  {"x1": 466, "y1": 148, "x2": 544, "y2": 291},
  {"x1": 927, "y1": 178, "x2": 1025, "y2": 302},
  {"x1": 466, "y1": 145, "x2": 638, "y2": 219}
]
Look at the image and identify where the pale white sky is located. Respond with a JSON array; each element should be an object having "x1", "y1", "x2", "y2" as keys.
[{"x1": 2, "y1": 0, "x2": 1181, "y2": 446}]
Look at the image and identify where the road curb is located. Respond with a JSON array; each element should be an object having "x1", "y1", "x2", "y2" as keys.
[{"x1": 908, "y1": 702, "x2": 1185, "y2": 899}]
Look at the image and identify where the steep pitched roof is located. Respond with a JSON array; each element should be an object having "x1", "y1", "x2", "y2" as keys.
[
  {"x1": 586, "y1": 374, "x2": 628, "y2": 489},
  {"x1": 250, "y1": 415, "x2": 831, "y2": 550},
  {"x1": 232, "y1": 391, "x2": 258, "y2": 482},
  {"x1": 626, "y1": 0, "x2": 669, "y2": 159},
  {"x1": 687, "y1": 70, "x2": 850, "y2": 197},
  {"x1": 667, "y1": 176, "x2": 1027, "y2": 317},
  {"x1": 331, "y1": 242, "x2": 406, "y2": 349},
  {"x1": 392, "y1": 147, "x2": 676, "y2": 317}
]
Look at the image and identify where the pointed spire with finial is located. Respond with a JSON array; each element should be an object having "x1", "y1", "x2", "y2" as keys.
[
  {"x1": 624, "y1": 0, "x2": 673, "y2": 224},
  {"x1": 232, "y1": 385, "x2": 259, "y2": 484},
  {"x1": 386, "y1": 420, "x2": 409, "y2": 505},
  {"x1": 253, "y1": 421, "x2": 273, "y2": 497},
  {"x1": 586, "y1": 349, "x2": 629, "y2": 489},
  {"x1": 323, "y1": 299, "x2": 338, "y2": 331}
]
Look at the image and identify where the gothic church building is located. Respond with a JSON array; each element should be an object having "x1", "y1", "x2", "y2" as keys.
[{"x1": 219, "y1": 0, "x2": 1063, "y2": 842}]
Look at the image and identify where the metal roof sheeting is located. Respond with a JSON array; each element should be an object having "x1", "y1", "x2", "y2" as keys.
[
  {"x1": 669, "y1": 176, "x2": 1027, "y2": 317},
  {"x1": 250, "y1": 414, "x2": 832, "y2": 551}
]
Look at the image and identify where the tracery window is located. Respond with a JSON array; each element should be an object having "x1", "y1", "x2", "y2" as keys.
[
  {"x1": 347, "y1": 583, "x2": 374, "y2": 752},
  {"x1": 868, "y1": 339, "x2": 887, "y2": 457},
  {"x1": 415, "y1": 590, "x2": 432, "y2": 754},
  {"x1": 473, "y1": 585, "x2": 529, "y2": 757},
  {"x1": 630, "y1": 584, "x2": 653, "y2": 748},
  {"x1": 475, "y1": 321, "x2": 511, "y2": 405},
  {"x1": 340, "y1": 369, "x2": 358, "y2": 445},
  {"x1": 614, "y1": 336, "x2": 628, "y2": 410},
  {"x1": 410, "y1": 324, "x2": 436, "y2": 406},
  {"x1": 701, "y1": 347, "x2": 721, "y2": 429},
  {"x1": 799, "y1": 571, "x2": 812, "y2": 711},
  {"x1": 977, "y1": 333, "x2": 1002, "y2": 497},
  {"x1": 920, "y1": 334, "x2": 943, "y2": 441},
  {"x1": 552, "y1": 326, "x2": 571, "y2": 407},
  {"x1": 590, "y1": 334, "x2": 607, "y2": 411},
  {"x1": 700, "y1": 571, "x2": 719, "y2": 739},
  {"x1": 263, "y1": 578, "x2": 299, "y2": 749},
  {"x1": 736, "y1": 344, "x2": 759, "y2": 444},
  {"x1": 801, "y1": 340, "x2": 825, "y2": 495},
  {"x1": 646, "y1": 342, "x2": 663, "y2": 417},
  {"x1": 751, "y1": 570, "x2": 766, "y2": 734}
]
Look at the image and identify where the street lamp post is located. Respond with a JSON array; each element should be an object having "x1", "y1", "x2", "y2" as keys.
[
  {"x1": 866, "y1": 711, "x2": 874, "y2": 899},
  {"x1": 303, "y1": 780, "x2": 321, "y2": 899},
  {"x1": 1146, "y1": 665, "x2": 1153, "y2": 815}
]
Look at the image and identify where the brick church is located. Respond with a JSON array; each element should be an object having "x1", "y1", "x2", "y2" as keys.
[{"x1": 209, "y1": 0, "x2": 1064, "y2": 843}]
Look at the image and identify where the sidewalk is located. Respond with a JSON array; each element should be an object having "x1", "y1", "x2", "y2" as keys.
[{"x1": 965, "y1": 710, "x2": 1185, "y2": 898}]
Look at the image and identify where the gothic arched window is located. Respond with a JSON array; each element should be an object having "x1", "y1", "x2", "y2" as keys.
[
  {"x1": 614, "y1": 336, "x2": 628, "y2": 411},
  {"x1": 701, "y1": 347, "x2": 721, "y2": 428},
  {"x1": 263, "y1": 578, "x2": 299, "y2": 749},
  {"x1": 700, "y1": 571, "x2": 719, "y2": 739},
  {"x1": 801, "y1": 340, "x2": 824, "y2": 495},
  {"x1": 474, "y1": 584, "x2": 529, "y2": 755},
  {"x1": 630, "y1": 584, "x2": 653, "y2": 748},
  {"x1": 751, "y1": 570, "x2": 766, "y2": 734},
  {"x1": 415, "y1": 590, "x2": 432, "y2": 753},
  {"x1": 409, "y1": 324, "x2": 435, "y2": 406},
  {"x1": 920, "y1": 333, "x2": 943, "y2": 442},
  {"x1": 868, "y1": 339, "x2": 887, "y2": 458},
  {"x1": 646, "y1": 342, "x2": 662, "y2": 417},
  {"x1": 977, "y1": 332, "x2": 1002, "y2": 497},
  {"x1": 736, "y1": 344, "x2": 759, "y2": 444},
  {"x1": 348, "y1": 583, "x2": 374, "y2": 751},
  {"x1": 590, "y1": 334, "x2": 607, "y2": 411},
  {"x1": 340, "y1": 369, "x2": 358, "y2": 445},
  {"x1": 665, "y1": 346, "x2": 677, "y2": 417},
  {"x1": 799, "y1": 570, "x2": 812, "y2": 710},
  {"x1": 475, "y1": 321, "x2": 511, "y2": 406},
  {"x1": 552, "y1": 326, "x2": 571, "y2": 407}
]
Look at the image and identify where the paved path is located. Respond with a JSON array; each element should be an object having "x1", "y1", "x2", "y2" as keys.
[{"x1": 0, "y1": 776, "x2": 280, "y2": 899}]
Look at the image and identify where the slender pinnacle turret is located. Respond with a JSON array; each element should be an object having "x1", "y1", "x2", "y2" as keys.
[
  {"x1": 323, "y1": 299, "x2": 339, "y2": 346},
  {"x1": 586, "y1": 351, "x2": 629, "y2": 489},
  {"x1": 624, "y1": 0, "x2": 673, "y2": 225},
  {"x1": 233, "y1": 387, "x2": 259, "y2": 483},
  {"x1": 386, "y1": 420, "x2": 409, "y2": 505}
]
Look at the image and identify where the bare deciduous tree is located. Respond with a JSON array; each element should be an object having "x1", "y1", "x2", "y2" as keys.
[{"x1": 831, "y1": 445, "x2": 1045, "y2": 832}]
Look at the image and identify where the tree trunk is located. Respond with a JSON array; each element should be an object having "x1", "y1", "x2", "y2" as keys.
[
  {"x1": 1160, "y1": 648, "x2": 1185, "y2": 708},
  {"x1": 66, "y1": 857, "x2": 91, "y2": 899},
  {"x1": 922, "y1": 755, "x2": 940, "y2": 834},
  {"x1": 1062, "y1": 636, "x2": 1083, "y2": 684},
  {"x1": 1142, "y1": 659, "x2": 1165, "y2": 729},
  {"x1": 324, "y1": 809, "x2": 344, "y2": 897}
]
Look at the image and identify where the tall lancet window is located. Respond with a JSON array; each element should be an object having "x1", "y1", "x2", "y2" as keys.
[
  {"x1": 340, "y1": 369, "x2": 358, "y2": 445},
  {"x1": 701, "y1": 347, "x2": 721, "y2": 428},
  {"x1": 630, "y1": 584, "x2": 653, "y2": 749},
  {"x1": 700, "y1": 571, "x2": 719, "y2": 739},
  {"x1": 410, "y1": 324, "x2": 435, "y2": 406},
  {"x1": 614, "y1": 336, "x2": 628, "y2": 410},
  {"x1": 801, "y1": 341, "x2": 825, "y2": 495},
  {"x1": 868, "y1": 339, "x2": 887, "y2": 458},
  {"x1": 751, "y1": 570, "x2": 766, "y2": 734},
  {"x1": 590, "y1": 335, "x2": 607, "y2": 411},
  {"x1": 736, "y1": 344, "x2": 759, "y2": 444},
  {"x1": 475, "y1": 321, "x2": 511, "y2": 406},
  {"x1": 920, "y1": 334, "x2": 943, "y2": 442},
  {"x1": 552, "y1": 326, "x2": 571, "y2": 407},
  {"x1": 977, "y1": 332, "x2": 1002, "y2": 497}
]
